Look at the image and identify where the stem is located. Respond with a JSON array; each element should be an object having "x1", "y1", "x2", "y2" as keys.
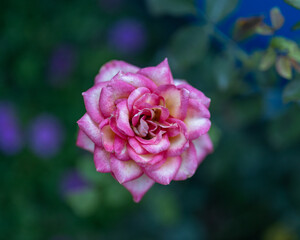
[{"x1": 197, "y1": 8, "x2": 249, "y2": 61}]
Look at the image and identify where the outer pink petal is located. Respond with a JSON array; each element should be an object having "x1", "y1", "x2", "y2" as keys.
[
  {"x1": 127, "y1": 87, "x2": 151, "y2": 112},
  {"x1": 95, "y1": 60, "x2": 139, "y2": 84},
  {"x1": 112, "y1": 72, "x2": 157, "y2": 91},
  {"x1": 145, "y1": 156, "x2": 181, "y2": 185},
  {"x1": 141, "y1": 133, "x2": 170, "y2": 154},
  {"x1": 155, "y1": 84, "x2": 189, "y2": 120},
  {"x1": 110, "y1": 156, "x2": 143, "y2": 184},
  {"x1": 77, "y1": 113, "x2": 102, "y2": 147},
  {"x1": 192, "y1": 134, "x2": 213, "y2": 165},
  {"x1": 82, "y1": 82, "x2": 106, "y2": 124},
  {"x1": 138, "y1": 58, "x2": 174, "y2": 86},
  {"x1": 115, "y1": 100, "x2": 134, "y2": 137},
  {"x1": 99, "y1": 78, "x2": 135, "y2": 117},
  {"x1": 184, "y1": 99, "x2": 211, "y2": 140},
  {"x1": 114, "y1": 135, "x2": 130, "y2": 161},
  {"x1": 173, "y1": 141, "x2": 198, "y2": 181},
  {"x1": 94, "y1": 146, "x2": 111, "y2": 173},
  {"x1": 100, "y1": 121, "x2": 115, "y2": 153},
  {"x1": 123, "y1": 174, "x2": 155, "y2": 203},
  {"x1": 176, "y1": 83, "x2": 211, "y2": 108},
  {"x1": 76, "y1": 130, "x2": 95, "y2": 153}
]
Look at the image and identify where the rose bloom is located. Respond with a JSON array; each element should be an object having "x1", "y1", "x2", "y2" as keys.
[{"x1": 77, "y1": 59, "x2": 213, "y2": 202}]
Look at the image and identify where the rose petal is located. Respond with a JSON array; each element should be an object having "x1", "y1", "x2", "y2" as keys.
[
  {"x1": 115, "y1": 100, "x2": 134, "y2": 137},
  {"x1": 176, "y1": 83, "x2": 211, "y2": 108},
  {"x1": 166, "y1": 118, "x2": 188, "y2": 156},
  {"x1": 128, "y1": 137, "x2": 148, "y2": 155},
  {"x1": 112, "y1": 72, "x2": 157, "y2": 91},
  {"x1": 109, "y1": 117, "x2": 126, "y2": 139},
  {"x1": 145, "y1": 156, "x2": 181, "y2": 185},
  {"x1": 128, "y1": 146, "x2": 164, "y2": 165},
  {"x1": 99, "y1": 78, "x2": 135, "y2": 117},
  {"x1": 123, "y1": 174, "x2": 155, "y2": 203},
  {"x1": 76, "y1": 130, "x2": 95, "y2": 153},
  {"x1": 135, "y1": 130, "x2": 164, "y2": 145},
  {"x1": 127, "y1": 87, "x2": 151, "y2": 112},
  {"x1": 132, "y1": 109, "x2": 153, "y2": 126},
  {"x1": 138, "y1": 58, "x2": 174, "y2": 86},
  {"x1": 82, "y1": 82, "x2": 106, "y2": 123},
  {"x1": 95, "y1": 60, "x2": 139, "y2": 84},
  {"x1": 114, "y1": 135, "x2": 130, "y2": 161},
  {"x1": 110, "y1": 156, "x2": 143, "y2": 184},
  {"x1": 152, "y1": 106, "x2": 169, "y2": 122},
  {"x1": 94, "y1": 146, "x2": 111, "y2": 173},
  {"x1": 77, "y1": 113, "x2": 102, "y2": 146},
  {"x1": 100, "y1": 121, "x2": 115, "y2": 153},
  {"x1": 136, "y1": 118, "x2": 149, "y2": 137},
  {"x1": 133, "y1": 93, "x2": 163, "y2": 111},
  {"x1": 192, "y1": 134, "x2": 213, "y2": 165},
  {"x1": 167, "y1": 133, "x2": 189, "y2": 157},
  {"x1": 184, "y1": 99, "x2": 211, "y2": 140},
  {"x1": 155, "y1": 84, "x2": 189, "y2": 120},
  {"x1": 142, "y1": 133, "x2": 170, "y2": 154},
  {"x1": 173, "y1": 141, "x2": 198, "y2": 181}
]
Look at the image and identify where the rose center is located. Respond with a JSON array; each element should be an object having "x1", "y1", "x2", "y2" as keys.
[{"x1": 131, "y1": 108, "x2": 163, "y2": 139}]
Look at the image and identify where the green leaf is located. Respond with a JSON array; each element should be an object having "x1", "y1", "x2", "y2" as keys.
[
  {"x1": 259, "y1": 48, "x2": 276, "y2": 71},
  {"x1": 289, "y1": 50, "x2": 300, "y2": 62},
  {"x1": 292, "y1": 21, "x2": 300, "y2": 30},
  {"x1": 169, "y1": 25, "x2": 208, "y2": 68},
  {"x1": 146, "y1": 0, "x2": 196, "y2": 16},
  {"x1": 291, "y1": 59, "x2": 300, "y2": 72},
  {"x1": 270, "y1": 37, "x2": 300, "y2": 62},
  {"x1": 283, "y1": 79, "x2": 300, "y2": 103},
  {"x1": 271, "y1": 37, "x2": 297, "y2": 52},
  {"x1": 284, "y1": 0, "x2": 300, "y2": 9},
  {"x1": 205, "y1": 0, "x2": 239, "y2": 23},
  {"x1": 276, "y1": 56, "x2": 292, "y2": 79},
  {"x1": 255, "y1": 24, "x2": 274, "y2": 35},
  {"x1": 233, "y1": 16, "x2": 264, "y2": 41},
  {"x1": 270, "y1": 7, "x2": 285, "y2": 30}
]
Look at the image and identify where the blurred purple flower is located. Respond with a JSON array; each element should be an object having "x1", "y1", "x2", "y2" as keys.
[
  {"x1": 108, "y1": 19, "x2": 147, "y2": 55},
  {"x1": 0, "y1": 102, "x2": 23, "y2": 155},
  {"x1": 48, "y1": 45, "x2": 75, "y2": 86},
  {"x1": 28, "y1": 114, "x2": 64, "y2": 159},
  {"x1": 60, "y1": 170, "x2": 90, "y2": 196}
]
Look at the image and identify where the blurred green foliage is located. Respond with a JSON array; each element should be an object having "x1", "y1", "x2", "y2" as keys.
[
  {"x1": 1, "y1": 0, "x2": 300, "y2": 240},
  {"x1": 284, "y1": 0, "x2": 300, "y2": 10}
]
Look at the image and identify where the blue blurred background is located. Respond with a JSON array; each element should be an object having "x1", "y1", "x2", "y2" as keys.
[{"x1": 1, "y1": 0, "x2": 300, "y2": 239}]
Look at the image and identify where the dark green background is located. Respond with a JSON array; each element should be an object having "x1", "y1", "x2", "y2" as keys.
[{"x1": 1, "y1": 0, "x2": 300, "y2": 239}]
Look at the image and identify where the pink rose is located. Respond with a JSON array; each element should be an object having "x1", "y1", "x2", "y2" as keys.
[{"x1": 76, "y1": 59, "x2": 213, "y2": 202}]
